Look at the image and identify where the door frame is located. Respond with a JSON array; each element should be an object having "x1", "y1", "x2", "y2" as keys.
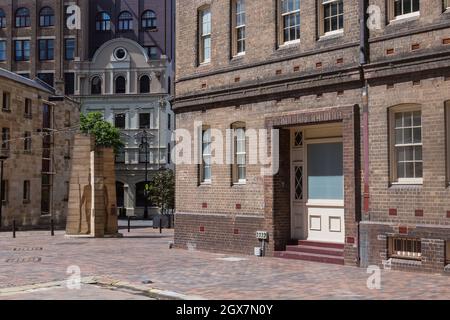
[
  {"x1": 304, "y1": 136, "x2": 345, "y2": 243},
  {"x1": 290, "y1": 128, "x2": 305, "y2": 240}
]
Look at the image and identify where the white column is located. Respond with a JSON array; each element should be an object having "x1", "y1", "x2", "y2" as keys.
[
  {"x1": 124, "y1": 183, "x2": 135, "y2": 217},
  {"x1": 109, "y1": 71, "x2": 114, "y2": 94},
  {"x1": 126, "y1": 71, "x2": 131, "y2": 94}
]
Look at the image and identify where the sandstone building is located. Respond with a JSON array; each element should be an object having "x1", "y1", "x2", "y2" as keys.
[
  {"x1": 173, "y1": 0, "x2": 450, "y2": 273},
  {"x1": 0, "y1": 67, "x2": 79, "y2": 229}
]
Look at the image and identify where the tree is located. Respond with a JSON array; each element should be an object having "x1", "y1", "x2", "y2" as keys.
[
  {"x1": 80, "y1": 112, "x2": 124, "y2": 152},
  {"x1": 145, "y1": 169, "x2": 175, "y2": 214}
]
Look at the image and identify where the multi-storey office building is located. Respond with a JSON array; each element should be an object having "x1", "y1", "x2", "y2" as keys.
[
  {"x1": 0, "y1": 67, "x2": 79, "y2": 229},
  {"x1": 173, "y1": 0, "x2": 450, "y2": 273}
]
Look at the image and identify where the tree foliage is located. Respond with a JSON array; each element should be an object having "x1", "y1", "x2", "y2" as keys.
[
  {"x1": 145, "y1": 169, "x2": 175, "y2": 214},
  {"x1": 80, "y1": 112, "x2": 124, "y2": 153}
]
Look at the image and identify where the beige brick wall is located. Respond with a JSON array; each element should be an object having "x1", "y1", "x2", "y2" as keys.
[
  {"x1": 367, "y1": 78, "x2": 450, "y2": 224},
  {"x1": 0, "y1": 76, "x2": 79, "y2": 229}
]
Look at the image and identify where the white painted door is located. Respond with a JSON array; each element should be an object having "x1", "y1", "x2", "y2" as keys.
[
  {"x1": 290, "y1": 129, "x2": 305, "y2": 240},
  {"x1": 306, "y1": 139, "x2": 345, "y2": 244}
]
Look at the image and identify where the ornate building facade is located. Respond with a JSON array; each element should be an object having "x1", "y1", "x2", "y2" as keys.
[{"x1": 75, "y1": 38, "x2": 174, "y2": 218}]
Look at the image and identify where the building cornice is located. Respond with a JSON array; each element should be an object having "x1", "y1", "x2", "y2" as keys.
[
  {"x1": 173, "y1": 66, "x2": 362, "y2": 112},
  {"x1": 175, "y1": 42, "x2": 360, "y2": 83}
]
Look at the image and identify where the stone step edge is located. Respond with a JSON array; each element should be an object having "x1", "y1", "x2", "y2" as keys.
[
  {"x1": 0, "y1": 276, "x2": 204, "y2": 300},
  {"x1": 93, "y1": 277, "x2": 205, "y2": 300}
]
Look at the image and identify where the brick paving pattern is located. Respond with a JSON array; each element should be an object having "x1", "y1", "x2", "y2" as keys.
[{"x1": 1, "y1": 228, "x2": 449, "y2": 300}]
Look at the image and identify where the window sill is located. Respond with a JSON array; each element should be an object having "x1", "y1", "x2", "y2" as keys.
[
  {"x1": 23, "y1": 200, "x2": 30, "y2": 204},
  {"x1": 199, "y1": 181, "x2": 211, "y2": 186},
  {"x1": 231, "y1": 52, "x2": 245, "y2": 60},
  {"x1": 233, "y1": 181, "x2": 246, "y2": 186},
  {"x1": 2, "y1": 108, "x2": 11, "y2": 113},
  {"x1": 390, "y1": 12, "x2": 420, "y2": 24},
  {"x1": 390, "y1": 180, "x2": 423, "y2": 186},
  {"x1": 142, "y1": 28, "x2": 158, "y2": 32},
  {"x1": 278, "y1": 40, "x2": 300, "y2": 50},
  {"x1": 319, "y1": 30, "x2": 344, "y2": 41},
  {"x1": 390, "y1": 257, "x2": 422, "y2": 266},
  {"x1": 199, "y1": 61, "x2": 211, "y2": 67}
]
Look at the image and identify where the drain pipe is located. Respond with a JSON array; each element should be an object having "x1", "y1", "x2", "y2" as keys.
[
  {"x1": 359, "y1": 0, "x2": 370, "y2": 266},
  {"x1": 359, "y1": 0, "x2": 370, "y2": 216}
]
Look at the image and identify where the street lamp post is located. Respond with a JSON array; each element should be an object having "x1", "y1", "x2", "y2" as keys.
[
  {"x1": 140, "y1": 130, "x2": 149, "y2": 220},
  {"x1": 158, "y1": 98, "x2": 167, "y2": 171},
  {"x1": 0, "y1": 154, "x2": 8, "y2": 228}
]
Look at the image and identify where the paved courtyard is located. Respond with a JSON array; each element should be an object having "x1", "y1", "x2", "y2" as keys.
[{"x1": 0, "y1": 227, "x2": 449, "y2": 300}]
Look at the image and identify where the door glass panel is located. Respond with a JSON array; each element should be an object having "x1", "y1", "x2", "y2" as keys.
[
  {"x1": 307, "y1": 142, "x2": 343, "y2": 200},
  {"x1": 294, "y1": 166, "x2": 303, "y2": 200}
]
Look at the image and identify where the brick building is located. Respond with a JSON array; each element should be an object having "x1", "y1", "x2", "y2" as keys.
[
  {"x1": 0, "y1": 67, "x2": 79, "y2": 230},
  {"x1": 173, "y1": 0, "x2": 450, "y2": 273}
]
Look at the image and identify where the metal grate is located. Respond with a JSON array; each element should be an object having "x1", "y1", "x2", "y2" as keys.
[{"x1": 388, "y1": 237, "x2": 421, "y2": 260}]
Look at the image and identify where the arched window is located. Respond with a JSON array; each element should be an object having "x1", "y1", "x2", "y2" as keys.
[
  {"x1": 0, "y1": 9, "x2": 6, "y2": 28},
  {"x1": 96, "y1": 12, "x2": 111, "y2": 31},
  {"x1": 115, "y1": 76, "x2": 126, "y2": 94},
  {"x1": 139, "y1": 75, "x2": 150, "y2": 93},
  {"x1": 141, "y1": 10, "x2": 156, "y2": 29},
  {"x1": 91, "y1": 77, "x2": 102, "y2": 94},
  {"x1": 118, "y1": 11, "x2": 132, "y2": 31},
  {"x1": 15, "y1": 8, "x2": 30, "y2": 28},
  {"x1": 39, "y1": 7, "x2": 54, "y2": 27}
]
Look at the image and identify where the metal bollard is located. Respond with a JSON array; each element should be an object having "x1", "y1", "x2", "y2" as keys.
[
  {"x1": 159, "y1": 218, "x2": 162, "y2": 234},
  {"x1": 12, "y1": 220, "x2": 16, "y2": 238},
  {"x1": 128, "y1": 216, "x2": 131, "y2": 233},
  {"x1": 51, "y1": 219, "x2": 54, "y2": 236}
]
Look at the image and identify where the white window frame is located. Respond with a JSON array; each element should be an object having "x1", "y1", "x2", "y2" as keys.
[
  {"x1": 389, "y1": 0, "x2": 420, "y2": 22},
  {"x1": 233, "y1": 0, "x2": 246, "y2": 56},
  {"x1": 389, "y1": 105, "x2": 423, "y2": 185},
  {"x1": 199, "y1": 8, "x2": 211, "y2": 64},
  {"x1": 232, "y1": 123, "x2": 246, "y2": 184},
  {"x1": 280, "y1": 0, "x2": 301, "y2": 45},
  {"x1": 320, "y1": 0, "x2": 344, "y2": 37},
  {"x1": 201, "y1": 128, "x2": 212, "y2": 183}
]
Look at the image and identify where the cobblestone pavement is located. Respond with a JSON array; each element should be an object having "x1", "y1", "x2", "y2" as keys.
[{"x1": 0, "y1": 228, "x2": 449, "y2": 300}]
